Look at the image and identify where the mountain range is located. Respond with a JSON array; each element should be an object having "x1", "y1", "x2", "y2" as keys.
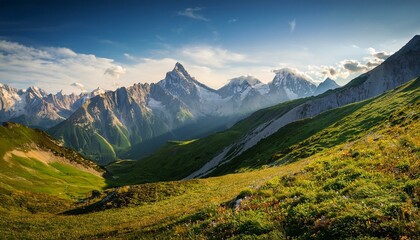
[
  {"x1": 0, "y1": 62, "x2": 331, "y2": 165},
  {"x1": 0, "y1": 85, "x2": 105, "y2": 129},
  {"x1": 107, "y1": 34, "x2": 420, "y2": 182}
]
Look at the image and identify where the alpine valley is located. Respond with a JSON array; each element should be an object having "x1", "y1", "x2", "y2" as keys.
[{"x1": 0, "y1": 9, "x2": 419, "y2": 238}]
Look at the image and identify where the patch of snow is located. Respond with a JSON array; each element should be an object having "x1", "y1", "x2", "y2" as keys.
[
  {"x1": 284, "y1": 87, "x2": 298, "y2": 99},
  {"x1": 147, "y1": 97, "x2": 165, "y2": 111}
]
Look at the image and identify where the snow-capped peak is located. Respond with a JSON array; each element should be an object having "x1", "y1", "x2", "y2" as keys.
[
  {"x1": 272, "y1": 68, "x2": 314, "y2": 85},
  {"x1": 218, "y1": 75, "x2": 269, "y2": 98},
  {"x1": 172, "y1": 62, "x2": 194, "y2": 81},
  {"x1": 228, "y1": 75, "x2": 262, "y2": 86},
  {"x1": 269, "y1": 68, "x2": 317, "y2": 99},
  {"x1": 158, "y1": 62, "x2": 196, "y2": 89}
]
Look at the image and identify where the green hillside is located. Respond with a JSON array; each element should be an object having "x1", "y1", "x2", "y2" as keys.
[
  {"x1": 0, "y1": 77, "x2": 418, "y2": 238},
  {"x1": 0, "y1": 123, "x2": 106, "y2": 199},
  {"x1": 108, "y1": 77, "x2": 420, "y2": 185},
  {"x1": 107, "y1": 97, "x2": 309, "y2": 185}
]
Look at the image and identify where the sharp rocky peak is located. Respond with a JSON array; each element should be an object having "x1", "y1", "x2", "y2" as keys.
[
  {"x1": 170, "y1": 62, "x2": 194, "y2": 81},
  {"x1": 270, "y1": 68, "x2": 315, "y2": 89}
]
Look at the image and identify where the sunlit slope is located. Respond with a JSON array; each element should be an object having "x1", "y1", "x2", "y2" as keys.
[{"x1": 0, "y1": 123, "x2": 106, "y2": 198}]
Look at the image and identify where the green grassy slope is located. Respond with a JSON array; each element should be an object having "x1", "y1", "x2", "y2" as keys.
[
  {"x1": 209, "y1": 77, "x2": 420, "y2": 176},
  {"x1": 168, "y1": 106, "x2": 419, "y2": 239},
  {"x1": 109, "y1": 77, "x2": 420, "y2": 185},
  {"x1": 0, "y1": 123, "x2": 106, "y2": 199},
  {"x1": 0, "y1": 90, "x2": 418, "y2": 238},
  {"x1": 107, "y1": 97, "x2": 309, "y2": 185}
]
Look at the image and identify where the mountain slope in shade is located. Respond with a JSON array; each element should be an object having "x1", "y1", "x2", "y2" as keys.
[
  {"x1": 0, "y1": 122, "x2": 105, "y2": 198},
  {"x1": 314, "y1": 77, "x2": 340, "y2": 95}
]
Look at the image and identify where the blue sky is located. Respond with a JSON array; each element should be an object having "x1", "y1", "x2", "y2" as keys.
[{"x1": 0, "y1": 0, "x2": 419, "y2": 93}]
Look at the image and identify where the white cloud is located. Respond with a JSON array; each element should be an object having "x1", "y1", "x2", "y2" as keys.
[
  {"x1": 228, "y1": 18, "x2": 237, "y2": 23},
  {"x1": 367, "y1": 47, "x2": 391, "y2": 60},
  {"x1": 180, "y1": 45, "x2": 248, "y2": 68},
  {"x1": 306, "y1": 46, "x2": 393, "y2": 84},
  {"x1": 341, "y1": 59, "x2": 368, "y2": 72},
  {"x1": 289, "y1": 19, "x2": 296, "y2": 33},
  {"x1": 104, "y1": 65, "x2": 126, "y2": 79},
  {"x1": 0, "y1": 40, "x2": 124, "y2": 94},
  {"x1": 177, "y1": 7, "x2": 209, "y2": 21}
]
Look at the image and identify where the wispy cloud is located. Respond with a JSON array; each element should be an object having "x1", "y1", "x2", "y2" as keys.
[
  {"x1": 289, "y1": 19, "x2": 296, "y2": 33},
  {"x1": 123, "y1": 53, "x2": 136, "y2": 61},
  {"x1": 228, "y1": 18, "x2": 237, "y2": 23},
  {"x1": 177, "y1": 7, "x2": 209, "y2": 21}
]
